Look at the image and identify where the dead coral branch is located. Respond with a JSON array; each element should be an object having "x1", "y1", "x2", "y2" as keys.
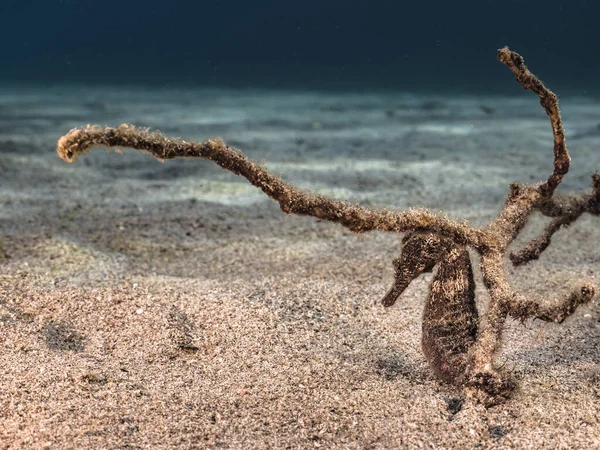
[
  {"x1": 510, "y1": 173, "x2": 600, "y2": 265},
  {"x1": 57, "y1": 124, "x2": 483, "y2": 247},
  {"x1": 497, "y1": 47, "x2": 569, "y2": 198},
  {"x1": 56, "y1": 47, "x2": 598, "y2": 406}
]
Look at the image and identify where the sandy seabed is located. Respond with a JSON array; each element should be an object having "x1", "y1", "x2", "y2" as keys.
[{"x1": 0, "y1": 85, "x2": 599, "y2": 449}]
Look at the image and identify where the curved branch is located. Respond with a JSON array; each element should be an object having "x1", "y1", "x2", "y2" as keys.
[
  {"x1": 497, "y1": 47, "x2": 570, "y2": 198},
  {"x1": 511, "y1": 176, "x2": 600, "y2": 265},
  {"x1": 481, "y1": 252, "x2": 595, "y2": 323},
  {"x1": 509, "y1": 213, "x2": 581, "y2": 266},
  {"x1": 55, "y1": 48, "x2": 599, "y2": 405},
  {"x1": 507, "y1": 282, "x2": 596, "y2": 323},
  {"x1": 484, "y1": 45, "x2": 575, "y2": 252},
  {"x1": 57, "y1": 124, "x2": 486, "y2": 247}
]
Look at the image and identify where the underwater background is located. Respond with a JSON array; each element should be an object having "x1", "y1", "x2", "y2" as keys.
[
  {"x1": 2, "y1": 1, "x2": 600, "y2": 449},
  {"x1": 1, "y1": 0, "x2": 599, "y2": 94}
]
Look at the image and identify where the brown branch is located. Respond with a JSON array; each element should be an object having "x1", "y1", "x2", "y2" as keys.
[
  {"x1": 479, "y1": 46, "x2": 573, "y2": 252},
  {"x1": 507, "y1": 282, "x2": 596, "y2": 323},
  {"x1": 57, "y1": 124, "x2": 484, "y2": 247},
  {"x1": 497, "y1": 47, "x2": 570, "y2": 198},
  {"x1": 510, "y1": 214, "x2": 581, "y2": 266},
  {"x1": 56, "y1": 48, "x2": 599, "y2": 406},
  {"x1": 510, "y1": 174, "x2": 600, "y2": 266}
]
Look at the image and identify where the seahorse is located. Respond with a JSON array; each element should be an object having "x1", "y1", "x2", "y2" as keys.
[{"x1": 382, "y1": 233, "x2": 479, "y2": 385}]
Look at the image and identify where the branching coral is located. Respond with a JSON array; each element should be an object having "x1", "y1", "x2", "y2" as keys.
[{"x1": 56, "y1": 48, "x2": 599, "y2": 405}]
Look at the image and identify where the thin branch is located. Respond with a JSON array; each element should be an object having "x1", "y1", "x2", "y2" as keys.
[
  {"x1": 57, "y1": 124, "x2": 485, "y2": 247},
  {"x1": 510, "y1": 214, "x2": 580, "y2": 266},
  {"x1": 510, "y1": 175, "x2": 600, "y2": 265},
  {"x1": 497, "y1": 47, "x2": 569, "y2": 198},
  {"x1": 506, "y1": 282, "x2": 596, "y2": 323}
]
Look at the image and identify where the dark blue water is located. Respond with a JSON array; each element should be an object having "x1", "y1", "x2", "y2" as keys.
[{"x1": 1, "y1": 0, "x2": 598, "y2": 94}]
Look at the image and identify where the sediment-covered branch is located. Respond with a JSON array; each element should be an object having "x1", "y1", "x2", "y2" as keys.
[
  {"x1": 497, "y1": 46, "x2": 569, "y2": 198},
  {"x1": 511, "y1": 174, "x2": 600, "y2": 265},
  {"x1": 56, "y1": 48, "x2": 599, "y2": 406},
  {"x1": 57, "y1": 124, "x2": 484, "y2": 247}
]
